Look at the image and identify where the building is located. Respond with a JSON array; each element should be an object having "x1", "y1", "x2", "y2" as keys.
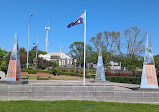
[
  {"x1": 109, "y1": 61, "x2": 121, "y2": 70},
  {"x1": 38, "y1": 52, "x2": 73, "y2": 68}
]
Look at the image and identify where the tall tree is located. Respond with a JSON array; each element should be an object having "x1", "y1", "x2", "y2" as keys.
[
  {"x1": 37, "y1": 57, "x2": 57, "y2": 70},
  {"x1": 29, "y1": 47, "x2": 47, "y2": 65},
  {"x1": 89, "y1": 31, "x2": 121, "y2": 67},
  {"x1": 124, "y1": 26, "x2": 147, "y2": 59},
  {"x1": 89, "y1": 32, "x2": 104, "y2": 52},
  {"x1": 69, "y1": 42, "x2": 94, "y2": 66},
  {"x1": 103, "y1": 31, "x2": 121, "y2": 55},
  {"x1": 19, "y1": 47, "x2": 27, "y2": 68},
  {"x1": 0, "y1": 48, "x2": 8, "y2": 73},
  {"x1": 69, "y1": 42, "x2": 84, "y2": 67},
  {"x1": 154, "y1": 55, "x2": 159, "y2": 70}
]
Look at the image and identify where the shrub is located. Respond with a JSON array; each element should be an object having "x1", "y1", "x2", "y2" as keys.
[
  {"x1": 106, "y1": 76, "x2": 141, "y2": 84},
  {"x1": 28, "y1": 71, "x2": 36, "y2": 74},
  {"x1": 87, "y1": 70, "x2": 96, "y2": 74},
  {"x1": 21, "y1": 69, "x2": 52, "y2": 74},
  {"x1": 52, "y1": 67, "x2": 61, "y2": 75},
  {"x1": 58, "y1": 72, "x2": 92, "y2": 78},
  {"x1": 60, "y1": 69, "x2": 69, "y2": 72},
  {"x1": 78, "y1": 70, "x2": 87, "y2": 75},
  {"x1": 58, "y1": 72, "x2": 80, "y2": 76}
]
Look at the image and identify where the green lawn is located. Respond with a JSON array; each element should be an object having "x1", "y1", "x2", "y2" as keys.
[{"x1": 0, "y1": 100, "x2": 159, "y2": 112}]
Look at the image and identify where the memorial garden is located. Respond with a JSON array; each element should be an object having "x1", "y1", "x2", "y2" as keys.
[{"x1": 0, "y1": 0, "x2": 159, "y2": 111}]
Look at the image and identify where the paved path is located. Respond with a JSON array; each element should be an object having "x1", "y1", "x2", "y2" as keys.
[{"x1": 25, "y1": 79, "x2": 140, "y2": 91}]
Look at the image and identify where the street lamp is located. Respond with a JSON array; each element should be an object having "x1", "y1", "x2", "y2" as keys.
[
  {"x1": 33, "y1": 36, "x2": 38, "y2": 68},
  {"x1": 27, "y1": 14, "x2": 33, "y2": 69}
]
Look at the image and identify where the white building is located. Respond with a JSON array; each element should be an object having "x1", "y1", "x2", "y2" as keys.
[
  {"x1": 38, "y1": 52, "x2": 73, "y2": 68},
  {"x1": 110, "y1": 61, "x2": 121, "y2": 70}
]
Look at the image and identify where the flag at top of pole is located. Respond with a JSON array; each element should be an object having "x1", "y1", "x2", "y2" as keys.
[
  {"x1": 67, "y1": 11, "x2": 86, "y2": 85},
  {"x1": 67, "y1": 13, "x2": 85, "y2": 28}
]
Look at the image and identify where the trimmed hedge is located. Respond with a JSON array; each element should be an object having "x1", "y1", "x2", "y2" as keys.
[
  {"x1": 58, "y1": 72, "x2": 94, "y2": 78},
  {"x1": 106, "y1": 76, "x2": 141, "y2": 84},
  {"x1": 21, "y1": 69, "x2": 52, "y2": 74},
  {"x1": 106, "y1": 76, "x2": 159, "y2": 84},
  {"x1": 58, "y1": 72, "x2": 80, "y2": 76},
  {"x1": 21, "y1": 69, "x2": 94, "y2": 79}
]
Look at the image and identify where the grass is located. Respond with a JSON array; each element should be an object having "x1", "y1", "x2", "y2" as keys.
[
  {"x1": 22, "y1": 75, "x2": 82, "y2": 80},
  {"x1": 0, "y1": 100, "x2": 158, "y2": 112}
]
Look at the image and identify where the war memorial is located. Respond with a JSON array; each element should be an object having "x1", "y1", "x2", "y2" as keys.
[{"x1": 0, "y1": 33, "x2": 158, "y2": 104}]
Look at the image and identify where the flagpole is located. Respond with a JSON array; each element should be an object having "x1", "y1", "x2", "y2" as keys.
[{"x1": 83, "y1": 10, "x2": 86, "y2": 85}]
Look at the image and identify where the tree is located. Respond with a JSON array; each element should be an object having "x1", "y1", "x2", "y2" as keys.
[
  {"x1": 89, "y1": 32, "x2": 104, "y2": 52},
  {"x1": 154, "y1": 55, "x2": 159, "y2": 70},
  {"x1": 69, "y1": 42, "x2": 84, "y2": 67},
  {"x1": 69, "y1": 42, "x2": 94, "y2": 67},
  {"x1": 114, "y1": 54, "x2": 144, "y2": 72},
  {"x1": 37, "y1": 57, "x2": 57, "y2": 70},
  {"x1": 0, "y1": 48, "x2": 8, "y2": 73},
  {"x1": 19, "y1": 47, "x2": 27, "y2": 68},
  {"x1": 89, "y1": 31, "x2": 121, "y2": 67},
  {"x1": 29, "y1": 47, "x2": 47, "y2": 65},
  {"x1": 90, "y1": 31, "x2": 121, "y2": 54},
  {"x1": 103, "y1": 31, "x2": 121, "y2": 55},
  {"x1": 124, "y1": 26, "x2": 147, "y2": 59},
  {"x1": 86, "y1": 45, "x2": 95, "y2": 63}
]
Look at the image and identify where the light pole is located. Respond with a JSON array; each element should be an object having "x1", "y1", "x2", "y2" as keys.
[
  {"x1": 35, "y1": 36, "x2": 38, "y2": 68},
  {"x1": 33, "y1": 36, "x2": 38, "y2": 68},
  {"x1": 27, "y1": 14, "x2": 33, "y2": 69}
]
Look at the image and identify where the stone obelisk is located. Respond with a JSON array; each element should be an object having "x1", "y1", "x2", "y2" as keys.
[
  {"x1": 6, "y1": 33, "x2": 21, "y2": 81},
  {"x1": 140, "y1": 35, "x2": 158, "y2": 88},
  {"x1": 95, "y1": 48, "x2": 106, "y2": 82}
]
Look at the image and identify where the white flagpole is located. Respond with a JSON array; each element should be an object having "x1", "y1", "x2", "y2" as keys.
[{"x1": 83, "y1": 10, "x2": 86, "y2": 85}]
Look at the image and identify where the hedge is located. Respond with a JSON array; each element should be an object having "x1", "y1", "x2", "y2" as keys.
[
  {"x1": 21, "y1": 69, "x2": 52, "y2": 74},
  {"x1": 106, "y1": 76, "x2": 159, "y2": 85},
  {"x1": 21, "y1": 69, "x2": 94, "y2": 79},
  {"x1": 58, "y1": 72, "x2": 94, "y2": 78},
  {"x1": 106, "y1": 76, "x2": 141, "y2": 84}
]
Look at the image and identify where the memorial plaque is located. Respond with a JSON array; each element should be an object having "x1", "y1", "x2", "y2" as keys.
[
  {"x1": 140, "y1": 36, "x2": 158, "y2": 88},
  {"x1": 145, "y1": 64, "x2": 158, "y2": 85},
  {"x1": 7, "y1": 60, "x2": 16, "y2": 78},
  {"x1": 6, "y1": 33, "x2": 21, "y2": 81}
]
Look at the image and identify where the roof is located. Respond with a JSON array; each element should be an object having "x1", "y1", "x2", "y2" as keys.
[
  {"x1": 46, "y1": 52, "x2": 73, "y2": 59},
  {"x1": 47, "y1": 52, "x2": 62, "y2": 57}
]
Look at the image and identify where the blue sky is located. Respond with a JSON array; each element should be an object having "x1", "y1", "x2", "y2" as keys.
[{"x1": 0, "y1": 0, "x2": 159, "y2": 55}]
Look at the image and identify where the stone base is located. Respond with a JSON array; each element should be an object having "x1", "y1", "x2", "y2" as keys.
[
  {"x1": 131, "y1": 87, "x2": 159, "y2": 91},
  {"x1": 91, "y1": 80, "x2": 109, "y2": 83},
  {"x1": 0, "y1": 80, "x2": 28, "y2": 85}
]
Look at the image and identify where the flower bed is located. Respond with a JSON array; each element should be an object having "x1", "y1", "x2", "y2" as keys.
[{"x1": 105, "y1": 72, "x2": 141, "y2": 77}]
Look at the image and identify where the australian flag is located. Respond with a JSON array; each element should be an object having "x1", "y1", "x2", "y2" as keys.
[{"x1": 67, "y1": 13, "x2": 84, "y2": 28}]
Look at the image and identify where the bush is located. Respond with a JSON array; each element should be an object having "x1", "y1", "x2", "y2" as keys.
[
  {"x1": 78, "y1": 70, "x2": 87, "y2": 75},
  {"x1": 60, "y1": 69, "x2": 69, "y2": 72},
  {"x1": 87, "y1": 70, "x2": 96, "y2": 74},
  {"x1": 28, "y1": 71, "x2": 36, "y2": 74},
  {"x1": 52, "y1": 67, "x2": 60, "y2": 75}
]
